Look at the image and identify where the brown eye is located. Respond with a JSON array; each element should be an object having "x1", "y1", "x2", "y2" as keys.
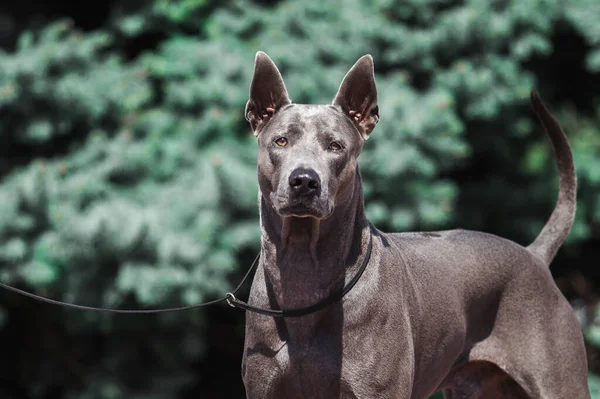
[
  {"x1": 328, "y1": 142, "x2": 343, "y2": 151},
  {"x1": 274, "y1": 137, "x2": 288, "y2": 147}
]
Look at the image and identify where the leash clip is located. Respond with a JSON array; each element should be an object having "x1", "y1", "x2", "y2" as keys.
[{"x1": 225, "y1": 292, "x2": 237, "y2": 307}]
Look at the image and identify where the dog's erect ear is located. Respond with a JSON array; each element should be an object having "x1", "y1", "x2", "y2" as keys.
[
  {"x1": 332, "y1": 55, "x2": 379, "y2": 139},
  {"x1": 245, "y1": 52, "x2": 291, "y2": 135}
]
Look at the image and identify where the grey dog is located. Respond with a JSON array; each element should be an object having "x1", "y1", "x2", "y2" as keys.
[{"x1": 240, "y1": 52, "x2": 589, "y2": 398}]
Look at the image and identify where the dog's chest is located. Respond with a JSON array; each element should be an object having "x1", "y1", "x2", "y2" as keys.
[
  {"x1": 244, "y1": 331, "x2": 346, "y2": 397},
  {"x1": 243, "y1": 317, "x2": 409, "y2": 398}
]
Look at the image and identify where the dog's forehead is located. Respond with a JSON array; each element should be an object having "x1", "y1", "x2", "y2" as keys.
[{"x1": 269, "y1": 104, "x2": 356, "y2": 137}]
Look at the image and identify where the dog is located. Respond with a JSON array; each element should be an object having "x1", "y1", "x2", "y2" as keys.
[{"x1": 240, "y1": 52, "x2": 589, "y2": 398}]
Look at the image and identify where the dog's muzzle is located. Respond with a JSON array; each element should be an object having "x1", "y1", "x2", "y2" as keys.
[{"x1": 275, "y1": 167, "x2": 329, "y2": 218}]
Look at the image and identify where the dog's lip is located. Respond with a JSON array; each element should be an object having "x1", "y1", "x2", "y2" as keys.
[{"x1": 277, "y1": 204, "x2": 330, "y2": 219}]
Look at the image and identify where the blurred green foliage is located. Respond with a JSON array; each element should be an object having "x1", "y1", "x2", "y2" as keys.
[{"x1": 0, "y1": 0, "x2": 599, "y2": 397}]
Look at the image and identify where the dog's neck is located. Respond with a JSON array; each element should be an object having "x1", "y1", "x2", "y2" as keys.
[{"x1": 258, "y1": 172, "x2": 370, "y2": 332}]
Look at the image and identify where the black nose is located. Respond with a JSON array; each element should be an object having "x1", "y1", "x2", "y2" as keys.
[{"x1": 288, "y1": 168, "x2": 321, "y2": 197}]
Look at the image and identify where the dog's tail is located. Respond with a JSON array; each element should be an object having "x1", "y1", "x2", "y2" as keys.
[{"x1": 527, "y1": 90, "x2": 577, "y2": 266}]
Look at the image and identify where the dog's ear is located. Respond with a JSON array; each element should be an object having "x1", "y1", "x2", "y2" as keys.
[
  {"x1": 245, "y1": 52, "x2": 291, "y2": 136},
  {"x1": 332, "y1": 55, "x2": 379, "y2": 139}
]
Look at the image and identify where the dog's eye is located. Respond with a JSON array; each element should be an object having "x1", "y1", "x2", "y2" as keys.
[
  {"x1": 274, "y1": 137, "x2": 288, "y2": 147},
  {"x1": 328, "y1": 142, "x2": 343, "y2": 151}
]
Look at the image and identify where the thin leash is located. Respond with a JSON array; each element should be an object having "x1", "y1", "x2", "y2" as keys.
[
  {"x1": 0, "y1": 252, "x2": 260, "y2": 314},
  {"x1": 0, "y1": 225, "x2": 373, "y2": 318}
]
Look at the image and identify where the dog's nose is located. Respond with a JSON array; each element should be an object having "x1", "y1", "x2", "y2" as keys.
[{"x1": 288, "y1": 168, "x2": 321, "y2": 197}]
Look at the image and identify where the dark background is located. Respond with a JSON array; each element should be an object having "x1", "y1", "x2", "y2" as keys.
[{"x1": 0, "y1": 1, "x2": 599, "y2": 397}]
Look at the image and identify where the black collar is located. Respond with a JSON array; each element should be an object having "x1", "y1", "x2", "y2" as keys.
[{"x1": 226, "y1": 223, "x2": 373, "y2": 317}]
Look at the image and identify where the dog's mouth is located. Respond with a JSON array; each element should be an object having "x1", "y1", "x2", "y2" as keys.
[
  {"x1": 274, "y1": 197, "x2": 332, "y2": 219},
  {"x1": 278, "y1": 204, "x2": 325, "y2": 219},
  {"x1": 269, "y1": 187, "x2": 332, "y2": 219}
]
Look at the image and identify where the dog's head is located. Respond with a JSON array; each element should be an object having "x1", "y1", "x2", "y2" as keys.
[{"x1": 246, "y1": 52, "x2": 379, "y2": 219}]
